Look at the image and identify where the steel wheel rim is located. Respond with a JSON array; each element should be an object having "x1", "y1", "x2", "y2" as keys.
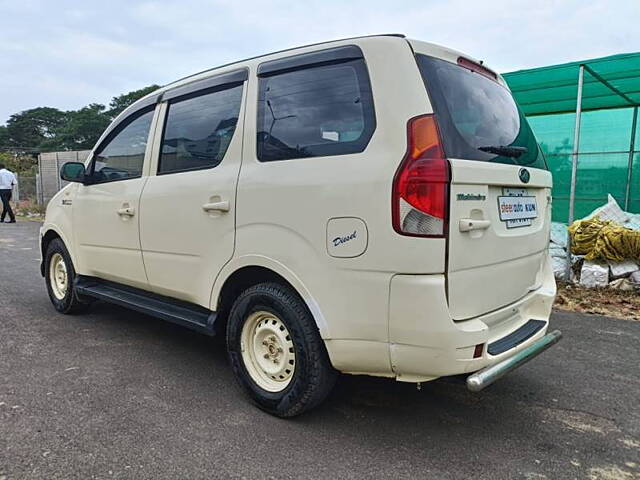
[
  {"x1": 49, "y1": 253, "x2": 68, "y2": 300},
  {"x1": 240, "y1": 310, "x2": 296, "y2": 392}
]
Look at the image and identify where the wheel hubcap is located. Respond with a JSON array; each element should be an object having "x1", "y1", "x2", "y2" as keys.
[
  {"x1": 49, "y1": 253, "x2": 68, "y2": 300},
  {"x1": 240, "y1": 311, "x2": 296, "y2": 392}
]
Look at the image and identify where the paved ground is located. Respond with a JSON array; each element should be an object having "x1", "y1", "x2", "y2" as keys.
[{"x1": 1, "y1": 221, "x2": 639, "y2": 479}]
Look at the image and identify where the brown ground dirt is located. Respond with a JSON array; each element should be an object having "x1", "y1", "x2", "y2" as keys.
[{"x1": 555, "y1": 281, "x2": 640, "y2": 321}]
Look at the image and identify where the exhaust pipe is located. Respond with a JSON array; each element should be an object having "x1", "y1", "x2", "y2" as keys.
[{"x1": 467, "y1": 330, "x2": 562, "y2": 392}]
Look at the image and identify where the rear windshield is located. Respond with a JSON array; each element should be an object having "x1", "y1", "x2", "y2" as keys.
[{"x1": 416, "y1": 54, "x2": 547, "y2": 170}]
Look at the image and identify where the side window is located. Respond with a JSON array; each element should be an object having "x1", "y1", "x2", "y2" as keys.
[
  {"x1": 257, "y1": 58, "x2": 375, "y2": 162},
  {"x1": 90, "y1": 109, "x2": 154, "y2": 183},
  {"x1": 158, "y1": 84, "x2": 243, "y2": 174}
]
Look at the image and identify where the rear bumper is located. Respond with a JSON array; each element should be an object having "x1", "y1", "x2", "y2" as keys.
[
  {"x1": 466, "y1": 330, "x2": 562, "y2": 391},
  {"x1": 388, "y1": 254, "x2": 557, "y2": 383}
]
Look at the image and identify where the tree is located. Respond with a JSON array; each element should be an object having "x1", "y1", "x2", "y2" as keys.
[
  {"x1": 54, "y1": 104, "x2": 111, "y2": 150},
  {"x1": 0, "y1": 84, "x2": 162, "y2": 152},
  {"x1": 0, "y1": 126, "x2": 9, "y2": 148},
  {"x1": 6, "y1": 107, "x2": 67, "y2": 149},
  {"x1": 107, "y1": 84, "x2": 160, "y2": 118},
  {"x1": 0, "y1": 152, "x2": 37, "y2": 175}
]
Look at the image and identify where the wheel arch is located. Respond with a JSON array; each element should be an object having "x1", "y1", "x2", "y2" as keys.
[
  {"x1": 40, "y1": 226, "x2": 75, "y2": 277},
  {"x1": 211, "y1": 256, "x2": 329, "y2": 340}
]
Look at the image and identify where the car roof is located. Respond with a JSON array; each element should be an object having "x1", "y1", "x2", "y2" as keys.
[
  {"x1": 164, "y1": 33, "x2": 407, "y2": 91},
  {"x1": 94, "y1": 34, "x2": 412, "y2": 147},
  {"x1": 112, "y1": 34, "x2": 499, "y2": 129}
]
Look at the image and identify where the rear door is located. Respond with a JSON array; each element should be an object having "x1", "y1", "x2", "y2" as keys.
[
  {"x1": 415, "y1": 53, "x2": 552, "y2": 320},
  {"x1": 447, "y1": 162, "x2": 551, "y2": 319}
]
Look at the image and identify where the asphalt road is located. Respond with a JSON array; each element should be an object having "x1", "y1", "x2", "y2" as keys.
[{"x1": 1, "y1": 221, "x2": 639, "y2": 479}]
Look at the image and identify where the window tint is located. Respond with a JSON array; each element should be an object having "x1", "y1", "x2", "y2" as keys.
[
  {"x1": 416, "y1": 55, "x2": 546, "y2": 170},
  {"x1": 257, "y1": 59, "x2": 375, "y2": 162},
  {"x1": 159, "y1": 84, "x2": 243, "y2": 174},
  {"x1": 90, "y1": 109, "x2": 154, "y2": 183}
]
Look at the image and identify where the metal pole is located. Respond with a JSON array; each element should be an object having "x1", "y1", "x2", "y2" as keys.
[
  {"x1": 624, "y1": 106, "x2": 638, "y2": 210},
  {"x1": 56, "y1": 152, "x2": 62, "y2": 192},
  {"x1": 36, "y1": 172, "x2": 41, "y2": 205},
  {"x1": 37, "y1": 154, "x2": 43, "y2": 205},
  {"x1": 565, "y1": 65, "x2": 584, "y2": 281}
]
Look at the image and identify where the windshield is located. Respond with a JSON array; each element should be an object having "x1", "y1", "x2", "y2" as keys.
[{"x1": 416, "y1": 54, "x2": 546, "y2": 170}]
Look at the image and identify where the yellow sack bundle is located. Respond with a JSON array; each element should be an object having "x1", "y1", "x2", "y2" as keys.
[{"x1": 568, "y1": 216, "x2": 640, "y2": 262}]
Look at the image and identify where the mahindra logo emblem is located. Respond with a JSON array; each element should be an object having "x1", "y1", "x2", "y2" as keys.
[{"x1": 519, "y1": 168, "x2": 530, "y2": 184}]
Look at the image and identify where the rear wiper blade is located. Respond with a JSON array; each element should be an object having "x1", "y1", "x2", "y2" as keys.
[{"x1": 478, "y1": 145, "x2": 528, "y2": 158}]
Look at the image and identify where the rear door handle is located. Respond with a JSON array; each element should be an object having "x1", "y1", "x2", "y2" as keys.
[
  {"x1": 202, "y1": 200, "x2": 230, "y2": 213},
  {"x1": 459, "y1": 219, "x2": 491, "y2": 232},
  {"x1": 117, "y1": 207, "x2": 135, "y2": 217}
]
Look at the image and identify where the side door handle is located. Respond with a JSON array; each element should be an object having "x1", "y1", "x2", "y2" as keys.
[
  {"x1": 202, "y1": 200, "x2": 230, "y2": 213},
  {"x1": 459, "y1": 219, "x2": 491, "y2": 232},
  {"x1": 117, "y1": 206, "x2": 136, "y2": 217}
]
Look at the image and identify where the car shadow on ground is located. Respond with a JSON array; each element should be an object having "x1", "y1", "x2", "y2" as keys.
[
  {"x1": 85, "y1": 300, "x2": 546, "y2": 428},
  {"x1": 31, "y1": 299, "x2": 637, "y2": 478}
]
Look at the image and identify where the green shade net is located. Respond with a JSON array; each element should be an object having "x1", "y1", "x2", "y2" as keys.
[
  {"x1": 504, "y1": 52, "x2": 640, "y2": 116},
  {"x1": 503, "y1": 53, "x2": 640, "y2": 223}
]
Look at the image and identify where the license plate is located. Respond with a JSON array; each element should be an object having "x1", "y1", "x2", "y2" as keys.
[
  {"x1": 505, "y1": 218, "x2": 532, "y2": 229},
  {"x1": 498, "y1": 196, "x2": 538, "y2": 227},
  {"x1": 503, "y1": 188, "x2": 528, "y2": 197}
]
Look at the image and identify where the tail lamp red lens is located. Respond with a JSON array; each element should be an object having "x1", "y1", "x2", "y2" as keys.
[{"x1": 392, "y1": 114, "x2": 450, "y2": 237}]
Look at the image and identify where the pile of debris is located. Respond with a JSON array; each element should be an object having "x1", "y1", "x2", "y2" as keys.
[{"x1": 550, "y1": 195, "x2": 640, "y2": 290}]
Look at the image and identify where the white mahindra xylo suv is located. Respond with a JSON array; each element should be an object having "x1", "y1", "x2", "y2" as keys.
[{"x1": 40, "y1": 34, "x2": 560, "y2": 417}]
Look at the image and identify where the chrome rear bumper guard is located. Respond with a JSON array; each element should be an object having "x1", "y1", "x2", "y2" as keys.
[{"x1": 466, "y1": 330, "x2": 562, "y2": 392}]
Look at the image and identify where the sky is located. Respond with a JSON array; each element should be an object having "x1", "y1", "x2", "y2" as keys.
[{"x1": 1, "y1": 0, "x2": 639, "y2": 124}]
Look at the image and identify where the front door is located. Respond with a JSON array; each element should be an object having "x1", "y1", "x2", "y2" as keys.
[
  {"x1": 139, "y1": 77, "x2": 246, "y2": 307},
  {"x1": 73, "y1": 107, "x2": 156, "y2": 289}
]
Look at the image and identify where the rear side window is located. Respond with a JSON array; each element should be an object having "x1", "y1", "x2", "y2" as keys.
[
  {"x1": 257, "y1": 58, "x2": 375, "y2": 162},
  {"x1": 416, "y1": 54, "x2": 546, "y2": 170},
  {"x1": 90, "y1": 108, "x2": 154, "y2": 183},
  {"x1": 159, "y1": 84, "x2": 243, "y2": 174}
]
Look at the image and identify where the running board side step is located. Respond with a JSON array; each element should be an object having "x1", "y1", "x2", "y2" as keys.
[
  {"x1": 74, "y1": 276, "x2": 217, "y2": 336},
  {"x1": 466, "y1": 330, "x2": 562, "y2": 392}
]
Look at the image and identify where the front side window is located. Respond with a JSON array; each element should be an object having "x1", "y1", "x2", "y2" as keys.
[
  {"x1": 90, "y1": 109, "x2": 154, "y2": 183},
  {"x1": 159, "y1": 84, "x2": 243, "y2": 174},
  {"x1": 257, "y1": 59, "x2": 375, "y2": 162}
]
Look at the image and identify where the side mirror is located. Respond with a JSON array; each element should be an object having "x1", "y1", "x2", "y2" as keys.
[{"x1": 60, "y1": 162, "x2": 87, "y2": 183}]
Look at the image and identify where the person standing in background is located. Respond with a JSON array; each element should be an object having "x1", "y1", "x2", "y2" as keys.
[{"x1": 0, "y1": 163, "x2": 17, "y2": 223}]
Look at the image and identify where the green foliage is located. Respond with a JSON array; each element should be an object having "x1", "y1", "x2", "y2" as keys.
[
  {"x1": 0, "y1": 152, "x2": 37, "y2": 175},
  {"x1": 6, "y1": 107, "x2": 67, "y2": 149},
  {"x1": 0, "y1": 126, "x2": 8, "y2": 146},
  {"x1": 54, "y1": 104, "x2": 112, "y2": 150},
  {"x1": 0, "y1": 84, "x2": 160, "y2": 152},
  {"x1": 107, "y1": 84, "x2": 160, "y2": 118}
]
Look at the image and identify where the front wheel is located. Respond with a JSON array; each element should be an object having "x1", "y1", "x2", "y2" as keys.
[
  {"x1": 44, "y1": 238, "x2": 90, "y2": 314},
  {"x1": 226, "y1": 283, "x2": 337, "y2": 417}
]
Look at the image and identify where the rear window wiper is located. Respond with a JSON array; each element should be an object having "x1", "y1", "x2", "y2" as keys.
[{"x1": 478, "y1": 145, "x2": 528, "y2": 158}]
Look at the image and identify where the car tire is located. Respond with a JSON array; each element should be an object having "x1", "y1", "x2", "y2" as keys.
[
  {"x1": 44, "y1": 238, "x2": 90, "y2": 314},
  {"x1": 226, "y1": 282, "x2": 337, "y2": 417}
]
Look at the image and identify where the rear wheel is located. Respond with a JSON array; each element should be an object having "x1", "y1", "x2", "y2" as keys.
[
  {"x1": 240, "y1": 310, "x2": 297, "y2": 392},
  {"x1": 226, "y1": 282, "x2": 337, "y2": 417},
  {"x1": 44, "y1": 238, "x2": 90, "y2": 314}
]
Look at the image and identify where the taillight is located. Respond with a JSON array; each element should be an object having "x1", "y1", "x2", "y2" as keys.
[{"x1": 392, "y1": 114, "x2": 450, "y2": 237}]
